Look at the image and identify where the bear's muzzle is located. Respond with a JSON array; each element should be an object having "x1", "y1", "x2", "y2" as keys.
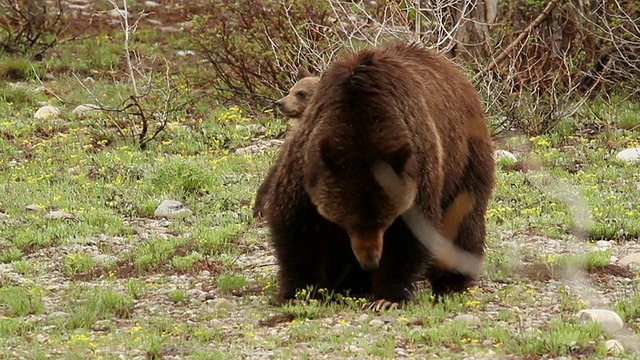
[{"x1": 350, "y1": 230, "x2": 384, "y2": 271}]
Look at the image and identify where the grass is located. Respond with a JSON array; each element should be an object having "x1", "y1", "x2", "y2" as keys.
[{"x1": 0, "y1": 6, "x2": 638, "y2": 359}]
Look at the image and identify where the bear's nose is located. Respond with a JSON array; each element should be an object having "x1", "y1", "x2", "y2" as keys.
[{"x1": 358, "y1": 258, "x2": 380, "y2": 271}]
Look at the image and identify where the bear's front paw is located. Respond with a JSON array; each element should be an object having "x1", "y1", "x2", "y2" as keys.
[{"x1": 364, "y1": 298, "x2": 400, "y2": 311}]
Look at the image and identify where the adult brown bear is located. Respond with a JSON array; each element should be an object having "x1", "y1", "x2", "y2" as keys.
[{"x1": 264, "y1": 42, "x2": 495, "y2": 308}]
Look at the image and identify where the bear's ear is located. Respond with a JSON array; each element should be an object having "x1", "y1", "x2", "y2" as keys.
[
  {"x1": 386, "y1": 142, "x2": 413, "y2": 174},
  {"x1": 296, "y1": 66, "x2": 312, "y2": 81}
]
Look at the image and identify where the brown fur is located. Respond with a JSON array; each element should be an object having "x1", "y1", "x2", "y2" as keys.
[
  {"x1": 253, "y1": 67, "x2": 320, "y2": 220},
  {"x1": 265, "y1": 42, "x2": 495, "y2": 304}
]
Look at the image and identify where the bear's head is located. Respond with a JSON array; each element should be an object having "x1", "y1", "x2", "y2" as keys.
[
  {"x1": 303, "y1": 132, "x2": 419, "y2": 271},
  {"x1": 275, "y1": 67, "x2": 320, "y2": 121}
]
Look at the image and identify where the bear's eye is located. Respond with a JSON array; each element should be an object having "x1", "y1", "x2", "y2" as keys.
[{"x1": 295, "y1": 91, "x2": 307, "y2": 100}]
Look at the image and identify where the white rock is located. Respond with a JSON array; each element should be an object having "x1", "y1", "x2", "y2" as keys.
[
  {"x1": 595, "y1": 240, "x2": 611, "y2": 248},
  {"x1": 494, "y1": 149, "x2": 517, "y2": 162},
  {"x1": 452, "y1": 313, "x2": 482, "y2": 326},
  {"x1": 616, "y1": 147, "x2": 640, "y2": 162},
  {"x1": 606, "y1": 339, "x2": 624, "y2": 354},
  {"x1": 154, "y1": 200, "x2": 193, "y2": 219},
  {"x1": 0, "y1": 212, "x2": 9, "y2": 219},
  {"x1": 368, "y1": 319, "x2": 384, "y2": 327},
  {"x1": 576, "y1": 309, "x2": 624, "y2": 333},
  {"x1": 25, "y1": 204, "x2": 41, "y2": 211},
  {"x1": 620, "y1": 253, "x2": 640, "y2": 266},
  {"x1": 72, "y1": 104, "x2": 101, "y2": 117},
  {"x1": 34, "y1": 105, "x2": 61, "y2": 120},
  {"x1": 144, "y1": 1, "x2": 161, "y2": 7}
]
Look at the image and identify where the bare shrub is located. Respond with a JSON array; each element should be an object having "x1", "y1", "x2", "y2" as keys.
[
  {"x1": 187, "y1": 0, "x2": 340, "y2": 110},
  {"x1": 186, "y1": 0, "x2": 638, "y2": 134},
  {"x1": 0, "y1": 0, "x2": 70, "y2": 58},
  {"x1": 75, "y1": 1, "x2": 195, "y2": 150}
]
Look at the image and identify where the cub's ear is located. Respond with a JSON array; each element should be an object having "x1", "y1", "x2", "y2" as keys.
[
  {"x1": 296, "y1": 66, "x2": 312, "y2": 81},
  {"x1": 386, "y1": 142, "x2": 413, "y2": 174}
]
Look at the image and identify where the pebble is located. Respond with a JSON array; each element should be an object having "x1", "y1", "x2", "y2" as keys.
[
  {"x1": 619, "y1": 253, "x2": 640, "y2": 266},
  {"x1": 48, "y1": 311, "x2": 70, "y2": 319},
  {"x1": 177, "y1": 50, "x2": 196, "y2": 57},
  {"x1": 91, "y1": 320, "x2": 111, "y2": 332},
  {"x1": 144, "y1": 1, "x2": 161, "y2": 7},
  {"x1": 368, "y1": 319, "x2": 384, "y2": 327},
  {"x1": 72, "y1": 104, "x2": 101, "y2": 117},
  {"x1": 595, "y1": 240, "x2": 611, "y2": 248},
  {"x1": 605, "y1": 339, "x2": 624, "y2": 354},
  {"x1": 357, "y1": 314, "x2": 369, "y2": 322},
  {"x1": 0, "y1": 212, "x2": 9, "y2": 219},
  {"x1": 494, "y1": 149, "x2": 517, "y2": 162},
  {"x1": 154, "y1": 200, "x2": 193, "y2": 219},
  {"x1": 452, "y1": 314, "x2": 482, "y2": 326},
  {"x1": 34, "y1": 105, "x2": 61, "y2": 120},
  {"x1": 576, "y1": 309, "x2": 624, "y2": 333},
  {"x1": 25, "y1": 204, "x2": 41, "y2": 211},
  {"x1": 209, "y1": 298, "x2": 235, "y2": 310},
  {"x1": 44, "y1": 210, "x2": 74, "y2": 220},
  {"x1": 615, "y1": 147, "x2": 640, "y2": 162}
]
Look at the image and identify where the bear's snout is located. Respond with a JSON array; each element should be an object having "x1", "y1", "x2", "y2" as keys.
[{"x1": 349, "y1": 231, "x2": 384, "y2": 271}]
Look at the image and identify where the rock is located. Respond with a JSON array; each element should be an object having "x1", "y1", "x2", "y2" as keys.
[
  {"x1": 93, "y1": 254, "x2": 119, "y2": 265},
  {"x1": 25, "y1": 204, "x2": 41, "y2": 211},
  {"x1": 209, "y1": 298, "x2": 235, "y2": 310},
  {"x1": 34, "y1": 105, "x2": 61, "y2": 120},
  {"x1": 0, "y1": 212, "x2": 9, "y2": 219},
  {"x1": 620, "y1": 253, "x2": 640, "y2": 266},
  {"x1": 452, "y1": 313, "x2": 482, "y2": 326},
  {"x1": 154, "y1": 200, "x2": 193, "y2": 219},
  {"x1": 606, "y1": 339, "x2": 624, "y2": 354},
  {"x1": 576, "y1": 309, "x2": 624, "y2": 333},
  {"x1": 595, "y1": 240, "x2": 611, "y2": 248},
  {"x1": 44, "y1": 210, "x2": 74, "y2": 220},
  {"x1": 615, "y1": 147, "x2": 640, "y2": 163},
  {"x1": 90, "y1": 320, "x2": 111, "y2": 332},
  {"x1": 107, "y1": 8, "x2": 128, "y2": 18},
  {"x1": 72, "y1": 104, "x2": 101, "y2": 117},
  {"x1": 357, "y1": 314, "x2": 369, "y2": 323},
  {"x1": 144, "y1": 1, "x2": 161, "y2": 7},
  {"x1": 368, "y1": 318, "x2": 384, "y2": 327},
  {"x1": 48, "y1": 311, "x2": 70, "y2": 319},
  {"x1": 381, "y1": 315, "x2": 396, "y2": 324},
  {"x1": 494, "y1": 149, "x2": 517, "y2": 163}
]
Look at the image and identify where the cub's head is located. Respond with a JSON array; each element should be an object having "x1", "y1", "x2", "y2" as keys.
[
  {"x1": 275, "y1": 67, "x2": 320, "y2": 121},
  {"x1": 303, "y1": 134, "x2": 419, "y2": 271}
]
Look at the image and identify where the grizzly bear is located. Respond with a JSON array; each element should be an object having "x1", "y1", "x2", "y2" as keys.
[
  {"x1": 263, "y1": 42, "x2": 495, "y2": 308},
  {"x1": 253, "y1": 67, "x2": 320, "y2": 220}
]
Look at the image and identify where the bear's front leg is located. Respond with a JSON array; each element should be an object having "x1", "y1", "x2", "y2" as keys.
[{"x1": 271, "y1": 229, "x2": 330, "y2": 304}]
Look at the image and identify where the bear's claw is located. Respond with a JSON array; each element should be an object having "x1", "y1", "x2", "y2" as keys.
[{"x1": 364, "y1": 299, "x2": 400, "y2": 311}]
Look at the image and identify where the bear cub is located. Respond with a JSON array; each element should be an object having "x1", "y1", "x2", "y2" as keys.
[
  {"x1": 253, "y1": 67, "x2": 320, "y2": 220},
  {"x1": 264, "y1": 42, "x2": 495, "y2": 308}
]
